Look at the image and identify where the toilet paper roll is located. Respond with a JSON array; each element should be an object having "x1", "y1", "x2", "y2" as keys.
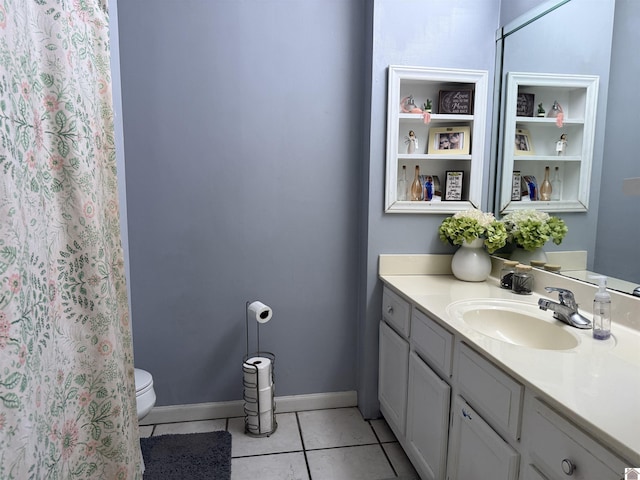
[
  {"x1": 243, "y1": 356, "x2": 272, "y2": 389},
  {"x1": 244, "y1": 385, "x2": 274, "y2": 413},
  {"x1": 247, "y1": 410, "x2": 273, "y2": 434},
  {"x1": 247, "y1": 301, "x2": 273, "y2": 324}
]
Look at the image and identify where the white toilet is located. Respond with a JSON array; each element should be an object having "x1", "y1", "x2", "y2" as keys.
[{"x1": 134, "y1": 368, "x2": 156, "y2": 420}]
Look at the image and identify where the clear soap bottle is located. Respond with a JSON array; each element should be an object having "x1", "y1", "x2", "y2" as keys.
[{"x1": 590, "y1": 275, "x2": 611, "y2": 340}]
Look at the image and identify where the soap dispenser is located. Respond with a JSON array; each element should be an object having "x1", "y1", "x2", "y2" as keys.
[{"x1": 589, "y1": 275, "x2": 611, "y2": 340}]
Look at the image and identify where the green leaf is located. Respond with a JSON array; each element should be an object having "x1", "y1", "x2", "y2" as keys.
[
  {"x1": 55, "y1": 111, "x2": 66, "y2": 130},
  {"x1": 1, "y1": 393, "x2": 20, "y2": 409},
  {"x1": 1, "y1": 372, "x2": 22, "y2": 389},
  {"x1": 91, "y1": 423, "x2": 101, "y2": 440},
  {"x1": 99, "y1": 401, "x2": 112, "y2": 418},
  {"x1": 75, "y1": 373, "x2": 86, "y2": 386},
  {"x1": 52, "y1": 178, "x2": 63, "y2": 192},
  {"x1": 57, "y1": 140, "x2": 69, "y2": 158},
  {"x1": 40, "y1": 73, "x2": 54, "y2": 87}
]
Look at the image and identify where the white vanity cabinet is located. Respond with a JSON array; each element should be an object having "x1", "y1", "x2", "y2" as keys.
[
  {"x1": 405, "y1": 308, "x2": 454, "y2": 480},
  {"x1": 379, "y1": 276, "x2": 637, "y2": 480},
  {"x1": 385, "y1": 66, "x2": 488, "y2": 213},
  {"x1": 446, "y1": 396, "x2": 520, "y2": 480},
  {"x1": 378, "y1": 320, "x2": 409, "y2": 437},
  {"x1": 379, "y1": 287, "x2": 523, "y2": 480},
  {"x1": 406, "y1": 351, "x2": 450, "y2": 480},
  {"x1": 520, "y1": 393, "x2": 626, "y2": 480},
  {"x1": 499, "y1": 72, "x2": 599, "y2": 213}
]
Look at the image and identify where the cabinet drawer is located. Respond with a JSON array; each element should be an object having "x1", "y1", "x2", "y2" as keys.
[
  {"x1": 382, "y1": 286, "x2": 411, "y2": 337},
  {"x1": 455, "y1": 343, "x2": 523, "y2": 441},
  {"x1": 523, "y1": 397, "x2": 626, "y2": 480},
  {"x1": 411, "y1": 308, "x2": 453, "y2": 378}
]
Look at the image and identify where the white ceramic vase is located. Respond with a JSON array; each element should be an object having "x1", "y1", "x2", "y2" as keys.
[
  {"x1": 450, "y1": 238, "x2": 492, "y2": 282},
  {"x1": 510, "y1": 246, "x2": 548, "y2": 264}
]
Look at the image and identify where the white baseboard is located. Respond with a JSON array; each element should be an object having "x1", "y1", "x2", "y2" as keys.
[{"x1": 139, "y1": 390, "x2": 358, "y2": 426}]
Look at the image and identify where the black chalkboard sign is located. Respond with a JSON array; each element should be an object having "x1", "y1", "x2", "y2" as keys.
[
  {"x1": 438, "y1": 90, "x2": 473, "y2": 114},
  {"x1": 517, "y1": 93, "x2": 535, "y2": 117}
]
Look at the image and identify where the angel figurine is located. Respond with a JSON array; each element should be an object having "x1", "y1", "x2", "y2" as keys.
[
  {"x1": 556, "y1": 133, "x2": 567, "y2": 155},
  {"x1": 405, "y1": 130, "x2": 418, "y2": 154}
]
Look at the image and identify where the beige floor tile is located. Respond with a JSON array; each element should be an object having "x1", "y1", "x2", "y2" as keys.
[
  {"x1": 383, "y1": 442, "x2": 420, "y2": 478},
  {"x1": 231, "y1": 452, "x2": 309, "y2": 480},
  {"x1": 229, "y1": 412, "x2": 302, "y2": 457},
  {"x1": 306, "y1": 444, "x2": 395, "y2": 480},
  {"x1": 298, "y1": 407, "x2": 377, "y2": 449},
  {"x1": 371, "y1": 418, "x2": 397, "y2": 443}
]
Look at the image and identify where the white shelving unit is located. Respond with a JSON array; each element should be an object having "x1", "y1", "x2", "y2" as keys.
[
  {"x1": 499, "y1": 72, "x2": 599, "y2": 213},
  {"x1": 385, "y1": 66, "x2": 488, "y2": 214}
]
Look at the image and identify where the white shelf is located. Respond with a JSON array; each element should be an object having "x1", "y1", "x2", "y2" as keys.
[
  {"x1": 499, "y1": 72, "x2": 599, "y2": 213},
  {"x1": 385, "y1": 66, "x2": 488, "y2": 214}
]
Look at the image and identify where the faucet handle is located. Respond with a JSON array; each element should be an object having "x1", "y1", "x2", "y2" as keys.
[{"x1": 544, "y1": 287, "x2": 578, "y2": 309}]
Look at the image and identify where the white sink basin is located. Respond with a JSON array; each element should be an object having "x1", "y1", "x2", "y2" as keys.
[{"x1": 446, "y1": 299, "x2": 579, "y2": 350}]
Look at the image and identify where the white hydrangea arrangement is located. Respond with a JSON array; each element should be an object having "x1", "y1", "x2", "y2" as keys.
[
  {"x1": 438, "y1": 209, "x2": 508, "y2": 254},
  {"x1": 502, "y1": 209, "x2": 568, "y2": 251}
]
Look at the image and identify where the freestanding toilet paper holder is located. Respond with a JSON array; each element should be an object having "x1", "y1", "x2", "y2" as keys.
[{"x1": 242, "y1": 301, "x2": 277, "y2": 437}]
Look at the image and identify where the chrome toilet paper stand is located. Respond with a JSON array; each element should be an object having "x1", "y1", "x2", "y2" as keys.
[{"x1": 242, "y1": 301, "x2": 277, "y2": 437}]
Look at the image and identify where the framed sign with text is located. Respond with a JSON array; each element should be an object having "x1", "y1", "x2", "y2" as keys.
[{"x1": 444, "y1": 171, "x2": 464, "y2": 201}]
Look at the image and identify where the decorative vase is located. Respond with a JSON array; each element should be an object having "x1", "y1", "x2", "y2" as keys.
[
  {"x1": 510, "y1": 246, "x2": 548, "y2": 264},
  {"x1": 450, "y1": 238, "x2": 492, "y2": 282}
]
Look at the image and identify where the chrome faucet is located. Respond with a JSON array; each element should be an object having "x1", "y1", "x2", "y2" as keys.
[{"x1": 538, "y1": 287, "x2": 592, "y2": 329}]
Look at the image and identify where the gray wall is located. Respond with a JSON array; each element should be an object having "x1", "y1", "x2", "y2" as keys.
[
  {"x1": 117, "y1": 1, "x2": 501, "y2": 414},
  {"x1": 595, "y1": 0, "x2": 640, "y2": 283},
  {"x1": 358, "y1": 0, "x2": 500, "y2": 417},
  {"x1": 118, "y1": 1, "x2": 365, "y2": 406}
]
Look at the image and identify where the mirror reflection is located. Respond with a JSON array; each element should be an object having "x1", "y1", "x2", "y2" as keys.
[{"x1": 492, "y1": 0, "x2": 640, "y2": 295}]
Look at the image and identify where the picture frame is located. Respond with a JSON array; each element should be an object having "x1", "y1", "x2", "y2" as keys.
[
  {"x1": 511, "y1": 170, "x2": 522, "y2": 201},
  {"x1": 516, "y1": 93, "x2": 535, "y2": 117},
  {"x1": 438, "y1": 89, "x2": 474, "y2": 114},
  {"x1": 427, "y1": 126, "x2": 471, "y2": 154},
  {"x1": 444, "y1": 171, "x2": 464, "y2": 201},
  {"x1": 514, "y1": 128, "x2": 534, "y2": 155}
]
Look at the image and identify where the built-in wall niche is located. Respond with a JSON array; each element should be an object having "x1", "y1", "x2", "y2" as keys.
[
  {"x1": 499, "y1": 72, "x2": 599, "y2": 213},
  {"x1": 385, "y1": 66, "x2": 488, "y2": 213}
]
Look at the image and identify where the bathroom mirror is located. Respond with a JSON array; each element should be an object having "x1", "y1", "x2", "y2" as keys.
[{"x1": 491, "y1": 0, "x2": 639, "y2": 295}]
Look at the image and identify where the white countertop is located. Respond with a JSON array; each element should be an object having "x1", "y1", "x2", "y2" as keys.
[{"x1": 379, "y1": 266, "x2": 640, "y2": 465}]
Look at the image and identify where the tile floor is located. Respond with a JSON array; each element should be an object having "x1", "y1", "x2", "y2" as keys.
[{"x1": 139, "y1": 406, "x2": 419, "y2": 480}]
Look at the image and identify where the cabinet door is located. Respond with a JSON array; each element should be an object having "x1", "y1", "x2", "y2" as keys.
[
  {"x1": 406, "y1": 352, "x2": 451, "y2": 480},
  {"x1": 446, "y1": 396, "x2": 519, "y2": 480},
  {"x1": 378, "y1": 321, "x2": 409, "y2": 437}
]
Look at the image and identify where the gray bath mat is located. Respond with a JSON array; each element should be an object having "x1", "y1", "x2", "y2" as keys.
[{"x1": 140, "y1": 430, "x2": 232, "y2": 479}]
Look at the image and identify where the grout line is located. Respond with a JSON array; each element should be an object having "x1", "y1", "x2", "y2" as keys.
[
  {"x1": 295, "y1": 411, "x2": 313, "y2": 480},
  {"x1": 369, "y1": 420, "x2": 398, "y2": 478}
]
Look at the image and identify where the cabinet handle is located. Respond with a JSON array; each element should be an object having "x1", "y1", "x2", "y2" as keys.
[
  {"x1": 386, "y1": 305, "x2": 394, "y2": 315},
  {"x1": 461, "y1": 408, "x2": 472, "y2": 420},
  {"x1": 561, "y1": 458, "x2": 576, "y2": 475}
]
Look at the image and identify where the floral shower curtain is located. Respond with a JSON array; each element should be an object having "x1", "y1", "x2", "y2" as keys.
[{"x1": 0, "y1": 1, "x2": 142, "y2": 478}]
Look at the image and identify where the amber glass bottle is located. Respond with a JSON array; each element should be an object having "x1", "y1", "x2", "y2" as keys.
[
  {"x1": 411, "y1": 165, "x2": 423, "y2": 201},
  {"x1": 540, "y1": 166, "x2": 552, "y2": 201}
]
